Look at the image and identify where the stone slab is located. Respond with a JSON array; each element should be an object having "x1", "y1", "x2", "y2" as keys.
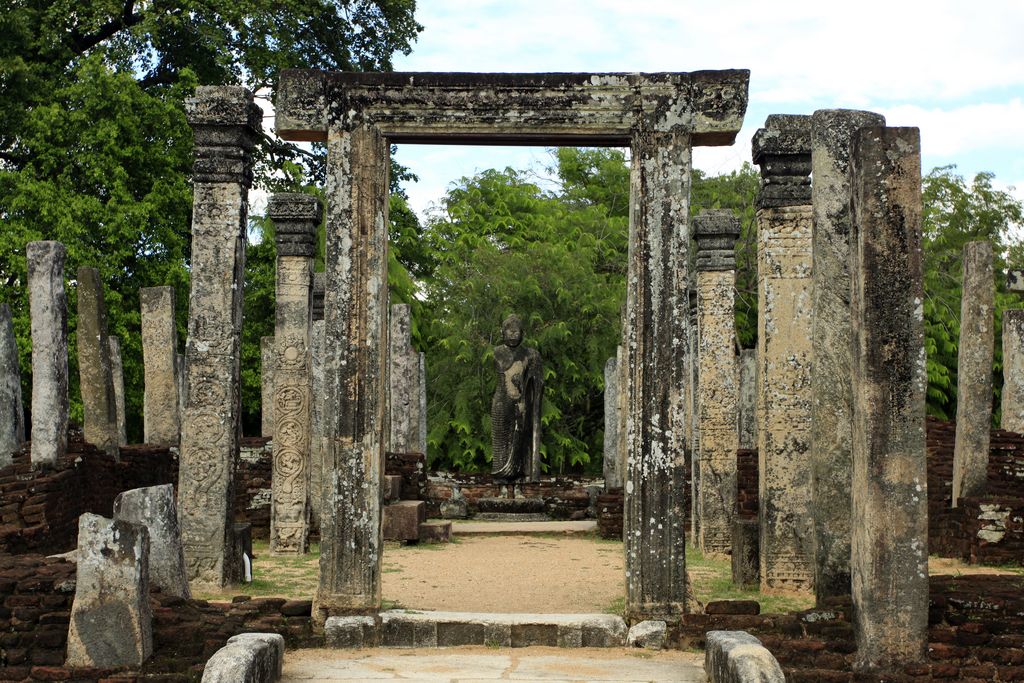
[
  {"x1": 113, "y1": 484, "x2": 191, "y2": 599},
  {"x1": 202, "y1": 632, "x2": 284, "y2": 682},
  {"x1": 378, "y1": 611, "x2": 628, "y2": 649},
  {"x1": 452, "y1": 520, "x2": 596, "y2": 535},
  {"x1": 705, "y1": 630, "x2": 784, "y2": 683},
  {"x1": 627, "y1": 620, "x2": 667, "y2": 650},
  {"x1": 383, "y1": 474, "x2": 402, "y2": 503},
  {"x1": 418, "y1": 520, "x2": 452, "y2": 543},
  {"x1": 325, "y1": 615, "x2": 379, "y2": 648}
]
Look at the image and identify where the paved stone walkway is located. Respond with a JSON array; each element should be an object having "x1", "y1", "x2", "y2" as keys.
[
  {"x1": 451, "y1": 520, "x2": 598, "y2": 535},
  {"x1": 281, "y1": 646, "x2": 705, "y2": 681}
]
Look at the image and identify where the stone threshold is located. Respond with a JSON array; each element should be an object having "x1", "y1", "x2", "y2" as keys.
[{"x1": 325, "y1": 610, "x2": 627, "y2": 649}]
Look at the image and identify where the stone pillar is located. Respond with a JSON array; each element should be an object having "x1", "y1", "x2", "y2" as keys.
[
  {"x1": 313, "y1": 272, "x2": 325, "y2": 322},
  {"x1": 261, "y1": 336, "x2": 274, "y2": 437},
  {"x1": 113, "y1": 484, "x2": 191, "y2": 599},
  {"x1": 737, "y1": 349, "x2": 757, "y2": 450},
  {"x1": 693, "y1": 210, "x2": 740, "y2": 555},
  {"x1": 140, "y1": 286, "x2": 181, "y2": 446},
  {"x1": 176, "y1": 352, "x2": 186, "y2": 429},
  {"x1": 76, "y1": 266, "x2": 119, "y2": 455},
  {"x1": 27, "y1": 241, "x2": 69, "y2": 468},
  {"x1": 688, "y1": 285, "x2": 700, "y2": 542},
  {"x1": 178, "y1": 86, "x2": 260, "y2": 587},
  {"x1": 109, "y1": 336, "x2": 127, "y2": 446},
  {"x1": 418, "y1": 353, "x2": 428, "y2": 455},
  {"x1": 315, "y1": 123, "x2": 390, "y2": 619},
  {"x1": 0, "y1": 304, "x2": 25, "y2": 466},
  {"x1": 310, "y1": 319, "x2": 326, "y2": 528},
  {"x1": 623, "y1": 131, "x2": 690, "y2": 620},
  {"x1": 388, "y1": 303, "x2": 426, "y2": 454},
  {"x1": 268, "y1": 192, "x2": 321, "y2": 555},
  {"x1": 809, "y1": 109, "x2": 885, "y2": 602},
  {"x1": 603, "y1": 355, "x2": 622, "y2": 489},
  {"x1": 952, "y1": 241, "x2": 995, "y2": 505},
  {"x1": 1001, "y1": 309, "x2": 1024, "y2": 433},
  {"x1": 752, "y1": 115, "x2": 814, "y2": 592},
  {"x1": 849, "y1": 126, "x2": 928, "y2": 670}
]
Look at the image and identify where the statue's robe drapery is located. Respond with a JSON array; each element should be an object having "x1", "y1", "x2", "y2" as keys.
[{"x1": 491, "y1": 343, "x2": 543, "y2": 481}]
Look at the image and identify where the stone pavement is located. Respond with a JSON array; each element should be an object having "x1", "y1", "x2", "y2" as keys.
[
  {"x1": 281, "y1": 646, "x2": 705, "y2": 681},
  {"x1": 451, "y1": 520, "x2": 597, "y2": 535}
]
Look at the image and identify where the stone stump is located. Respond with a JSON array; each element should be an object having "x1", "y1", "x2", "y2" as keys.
[
  {"x1": 952, "y1": 241, "x2": 994, "y2": 505},
  {"x1": 76, "y1": 266, "x2": 119, "y2": 455},
  {"x1": 0, "y1": 303, "x2": 25, "y2": 467},
  {"x1": 140, "y1": 286, "x2": 181, "y2": 446},
  {"x1": 114, "y1": 484, "x2": 191, "y2": 599},
  {"x1": 66, "y1": 513, "x2": 152, "y2": 668},
  {"x1": 28, "y1": 241, "x2": 69, "y2": 468},
  {"x1": 849, "y1": 125, "x2": 928, "y2": 670},
  {"x1": 109, "y1": 336, "x2": 127, "y2": 446},
  {"x1": 603, "y1": 355, "x2": 622, "y2": 489},
  {"x1": 1001, "y1": 309, "x2": 1024, "y2": 433}
]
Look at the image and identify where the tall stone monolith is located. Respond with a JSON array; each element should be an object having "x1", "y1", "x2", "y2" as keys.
[
  {"x1": 849, "y1": 125, "x2": 928, "y2": 671},
  {"x1": 603, "y1": 355, "x2": 621, "y2": 489},
  {"x1": 261, "y1": 336, "x2": 274, "y2": 437},
  {"x1": 752, "y1": 115, "x2": 814, "y2": 592},
  {"x1": 310, "y1": 319, "x2": 326, "y2": 527},
  {"x1": 688, "y1": 284, "x2": 700, "y2": 543},
  {"x1": 809, "y1": 108, "x2": 885, "y2": 602},
  {"x1": 28, "y1": 241, "x2": 69, "y2": 467},
  {"x1": 737, "y1": 349, "x2": 756, "y2": 450},
  {"x1": 109, "y1": 336, "x2": 127, "y2": 446},
  {"x1": 77, "y1": 266, "x2": 119, "y2": 456},
  {"x1": 952, "y1": 241, "x2": 994, "y2": 506},
  {"x1": 268, "y1": 192, "x2": 321, "y2": 555},
  {"x1": 0, "y1": 304, "x2": 25, "y2": 466},
  {"x1": 388, "y1": 303, "x2": 426, "y2": 454},
  {"x1": 693, "y1": 210, "x2": 741, "y2": 555},
  {"x1": 178, "y1": 86, "x2": 260, "y2": 587},
  {"x1": 1001, "y1": 309, "x2": 1024, "y2": 433},
  {"x1": 140, "y1": 286, "x2": 180, "y2": 446}
]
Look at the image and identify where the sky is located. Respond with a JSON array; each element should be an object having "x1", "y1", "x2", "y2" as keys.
[{"x1": 383, "y1": 0, "x2": 1024, "y2": 221}]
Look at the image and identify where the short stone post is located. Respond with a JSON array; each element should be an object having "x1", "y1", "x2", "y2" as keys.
[
  {"x1": 28, "y1": 241, "x2": 69, "y2": 468},
  {"x1": 809, "y1": 109, "x2": 885, "y2": 602},
  {"x1": 603, "y1": 355, "x2": 622, "y2": 489},
  {"x1": 0, "y1": 304, "x2": 26, "y2": 466},
  {"x1": 76, "y1": 266, "x2": 119, "y2": 456},
  {"x1": 114, "y1": 484, "x2": 191, "y2": 599},
  {"x1": 140, "y1": 286, "x2": 180, "y2": 446},
  {"x1": 109, "y1": 336, "x2": 127, "y2": 446},
  {"x1": 952, "y1": 241, "x2": 994, "y2": 505},
  {"x1": 388, "y1": 303, "x2": 426, "y2": 454},
  {"x1": 752, "y1": 115, "x2": 814, "y2": 591},
  {"x1": 1001, "y1": 309, "x2": 1024, "y2": 433},
  {"x1": 737, "y1": 349, "x2": 756, "y2": 450},
  {"x1": 693, "y1": 210, "x2": 741, "y2": 555},
  {"x1": 261, "y1": 336, "x2": 274, "y2": 437},
  {"x1": 849, "y1": 125, "x2": 928, "y2": 670},
  {"x1": 178, "y1": 86, "x2": 261, "y2": 587},
  {"x1": 66, "y1": 513, "x2": 152, "y2": 668},
  {"x1": 268, "y1": 192, "x2": 321, "y2": 555}
]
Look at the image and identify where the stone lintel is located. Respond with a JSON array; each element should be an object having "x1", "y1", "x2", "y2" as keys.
[
  {"x1": 276, "y1": 69, "x2": 749, "y2": 146},
  {"x1": 693, "y1": 210, "x2": 741, "y2": 272}
]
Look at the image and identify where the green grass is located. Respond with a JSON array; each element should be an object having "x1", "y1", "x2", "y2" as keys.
[
  {"x1": 604, "y1": 595, "x2": 625, "y2": 616},
  {"x1": 685, "y1": 543, "x2": 813, "y2": 614}
]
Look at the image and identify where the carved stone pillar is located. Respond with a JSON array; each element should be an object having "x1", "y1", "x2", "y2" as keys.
[
  {"x1": 140, "y1": 286, "x2": 180, "y2": 446},
  {"x1": 1001, "y1": 309, "x2": 1024, "y2": 433},
  {"x1": 268, "y1": 193, "x2": 321, "y2": 555},
  {"x1": 178, "y1": 86, "x2": 260, "y2": 587},
  {"x1": 261, "y1": 336, "x2": 274, "y2": 437},
  {"x1": 603, "y1": 355, "x2": 621, "y2": 489},
  {"x1": 27, "y1": 241, "x2": 69, "y2": 468},
  {"x1": 388, "y1": 303, "x2": 426, "y2": 454}
]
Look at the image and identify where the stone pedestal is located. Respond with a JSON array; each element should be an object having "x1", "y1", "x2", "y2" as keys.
[
  {"x1": 388, "y1": 304, "x2": 426, "y2": 454},
  {"x1": 849, "y1": 126, "x2": 928, "y2": 670},
  {"x1": 737, "y1": 350, "x2": 756, "y2": 450},
  {"x1": 268, "y1": 192, "x2": 321, "y2": 555},
  {"x1": 693, "y1": 210, "x2": 741, "y2": 555},
  {"x1": 114, "y1": 484, "x2": 190, "y2": 599},
  {"x1": 952, "y1": 241, "x2": 994, "y2": 505},
  {"x1": 809, "y1": 109, "x2": 885, "y2": 603},
  {"x1": 76, "y1": 266, "x2": 119, "y2": 456},
  {"x1": 261, "y1": 335, "x2": 274, "y2": 437},
  {"x1": 0, "y1": 304, "x2": 25, "y2": 467},
  {"x1": 66, "y1": 513, "x2": 152, "y2": 668},
  {"x1": 1001, "y1": 309, "x2": 1024, "y2": 433},
  {"x1": 752, "y1": 115, "x2": 814, "y2": 592},
  {"x1": 28, "y1": 241, "x2": 69, "y2": 468},
  {"x1": 109, "y1": 336, "x2": 127, "y2": 446},
  {"x1": 140, "y1": 286, "x2": 181, "y2": 446},
  {"x1": 603, "y1": 356, "x2": 622, "y2": 489},
  {"x1": 178, "y1": 86, "x2": 260, "y2": 588}
]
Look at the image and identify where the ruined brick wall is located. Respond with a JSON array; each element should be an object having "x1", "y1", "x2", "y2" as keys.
[
  {"x1": 596, "y1": 489, "x2": 623, "y2": 540},
  {"x1": 736, "y1": 448, "x2": 758, "y2": 520},
  {"x1": 234, "y1": 437, "x2": 273, "y2": 540}
]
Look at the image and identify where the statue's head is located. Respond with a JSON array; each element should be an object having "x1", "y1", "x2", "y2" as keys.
[{"x1": 501, "y1": 314, "x2": 523, "y2": 348}]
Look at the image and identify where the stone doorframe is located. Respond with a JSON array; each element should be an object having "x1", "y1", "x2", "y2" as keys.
[{"x1": 275, "y1": 70, "x2": 749, "y2": 622}]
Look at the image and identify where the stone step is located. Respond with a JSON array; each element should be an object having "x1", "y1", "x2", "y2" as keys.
[
  {"x1": 418, "y1": 520, "x2": 451, "y2": 543},
  {"x1": 382, "y1": 500, "x2": 425, "y2": 542},
  {"x1": 325, "y1": 611, "x2": 628, "y2": 649},
  {"x1": 476, "y1": 496, "x2": 546, "y2": 514},
  {"x1": 383, "y1": 474, "x2": 402, "y2": 503}
]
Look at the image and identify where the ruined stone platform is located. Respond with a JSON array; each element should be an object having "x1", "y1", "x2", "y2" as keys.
[{"x1": 452, "y1": 520, "x2": 597, "y2": 535}]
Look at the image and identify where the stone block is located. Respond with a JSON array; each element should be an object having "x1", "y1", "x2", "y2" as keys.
[
  {"x1": 732, "y1": 520, "x2": 759, "y2": 587},
  {"x1": 226, "y1": 633, "x2": 284, "y2": 679},
  {"x1": 418, "y1": 520, "x2": 451, "y2": 543},
  {"x1": 705, "y1": 630, "x2": 784, "y2": 683},
  {"x1": 627, "y1": 620, "x2": 667, "y2": 650},
  {"x1": 383, "y1": 500, "x2": 425, "y2": 542},
  {"x1": 705, "y1": 600, "x2": 760, "y2": 615},
  {"x1": 325, "y1": 615, "x2": 378, "y2": 648},
  {"x1": 113, "y1": 484, "x2": 190, "y2": 598},
  {"x1": 383, "y1": 474, "x2": 402, "y2": 503},
  {"x1": 436, "y1": 621, "x2": 485, "y2": 646},
  {"x1": 378, "y1": 611, "x2": 625, "y2": 649},
  {"x1": 66, "y1": 513, "x2": 152, "y2": 668},
  {"x1": 510, "y1": 623, "x2": 558, "y2": 647},
  {"x1": 439, "y1": 487, "x2": 468, "y2": 519},
  {"x1": 202, "y1": 632, "x2": 283, "y2": 682}
]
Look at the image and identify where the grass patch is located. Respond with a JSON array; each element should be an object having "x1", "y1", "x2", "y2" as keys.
[
  {"x1": 686, "y1": 543, "x2": 813, "y2": 614},
  {"x1": 604, "y1": 595, "x2": 626, "y2": 616}
]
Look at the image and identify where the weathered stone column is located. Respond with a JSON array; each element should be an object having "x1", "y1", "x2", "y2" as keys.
[
  {"x1": 688, "y1": 285, "x2": 700, "y2": 542},
  {"x1": 603, "y1": 355, "x2": 622, "y2": 489},
  {"x1": 77, "y1": 266, "x2": 119, "y2": 456},
  {"x1": 27, "y1": 241, "x2": 69, "y2": 467},
  {"x1": 849, "y1": 125, "x2": 928, "y2": 670},
  {"x1": 310, "y1": 319, "x2": 326, "y2": 528},
  {"x1": 140, "y1": 286, "x2": 180, "y2": 446},
  {"x1": 388, "y1": 303, "x2": 426, "y2": 454},
  {"x1": 261, "y1": 336, "x2": 275, "y2": 437},
  {"x1": 737, "y1": 349, "x2": 756, "y2": 450},
  {"x1": 268, "y1": 192, "x2": 321, "y2": 555},
  {"x1": 178, "y1": 86, "x2": 260, "y2": 587},
  {"x1": 0, "y1": 304, "x2": 25, "y2": 466},
  {"x1": 752, "y1": 115, "x2": 814, "y2": 592},
  {"x1": 313, "y1": 272, "x2": 325, "y2": 323},
  {"x1": 109, "y1": 336, "x2": 127, "y2": 446},
  {"x1": 1001, "y1": 309, "x2": 1024, "y2": 433},
  {"x1": 952, "y1": 241, "x2": 994, "y2": 505},
  {"x1": 315, "y1": 123, "x2": 390, "y2": 619},
  {"x1": 810, "y1": 109, "x2": 885, "y2": 602},
  {"x1": 693, "y1": 210, "x2": 741, "y2": 555}
]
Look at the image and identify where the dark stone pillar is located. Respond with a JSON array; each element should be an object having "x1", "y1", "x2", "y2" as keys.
[
  {"x1": 27, "y1": 241, "x2": 69, "y2": 468},
  {"x1": 77, "y1": 266, "x2": 119, "y2": 456}
]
